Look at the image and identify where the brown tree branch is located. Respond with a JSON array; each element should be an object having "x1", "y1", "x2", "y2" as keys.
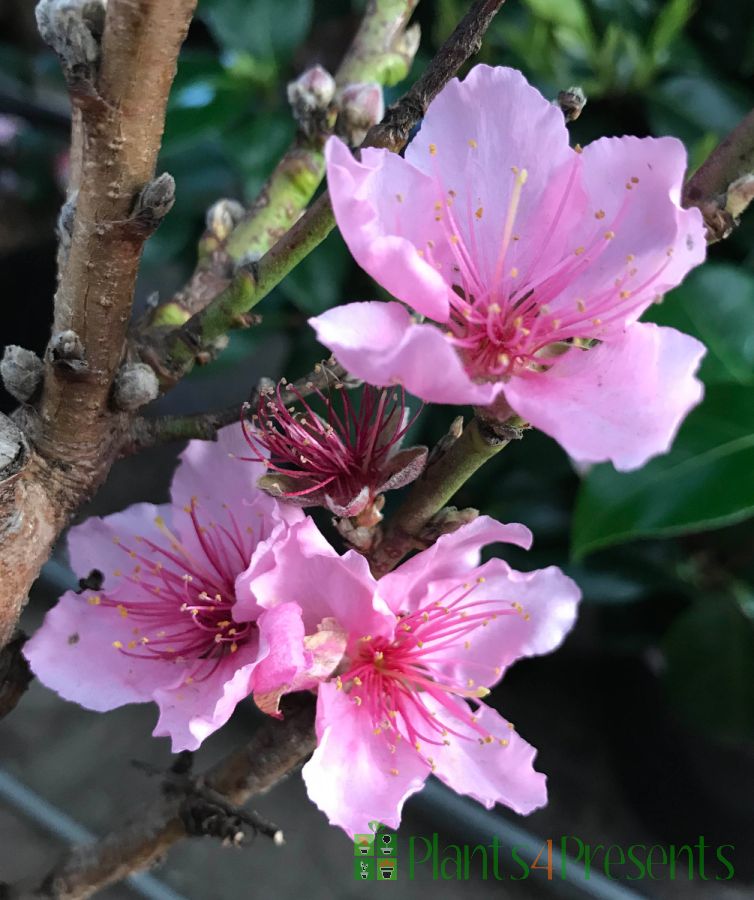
[
  {"x1": 0, "y1": 633, "x2": 32, "y2": 722},
  {"x1": 0, "y1": 0, "x2": 196, "y2": 647},
  {"x1": 682, "y1": 106, "x2": 754, "y2": 242},
  {"x1": 22, "y1": 695, "x2": 316, "y2": 900}
]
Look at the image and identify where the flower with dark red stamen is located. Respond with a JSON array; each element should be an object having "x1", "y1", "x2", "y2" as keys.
[
  {"x1": 24, "y1": 424, "x2": 329, "y2": 752},
  {"x1": 237, "y1": 515, "x2": 581, "y2": 837},
  {"x1": 241, "y1": 382, "x2": 427, "y2": 522}
]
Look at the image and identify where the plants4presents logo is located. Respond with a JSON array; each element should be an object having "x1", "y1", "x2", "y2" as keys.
[{"x1": 354, "y1": 820, "x2": 398, "y2": 880}]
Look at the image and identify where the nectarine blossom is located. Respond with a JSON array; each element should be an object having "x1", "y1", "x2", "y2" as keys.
[
  {"x1": 24, "y1": 425, "x2": 316, "y2": 752},
  {"x1": 238, "y1": 515, "x2": 581, "y2": 836},
  {"x1": 311, "y1": 65, "x2": 707, "y2": 470}
]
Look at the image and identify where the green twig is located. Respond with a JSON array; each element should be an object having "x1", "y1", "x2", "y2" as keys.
[
  {"x1": 368, "y1": 417, "x2": 514, "y2": 578},
  {"x1": 150, "y1": 0, "x2": 507, "y2": 384}
]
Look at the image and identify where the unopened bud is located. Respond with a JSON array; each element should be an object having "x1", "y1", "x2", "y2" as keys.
[
  {"x1": 287, "y1": 65, "x2": 336, "y2": 138},
  {"x1": 133, "y1": 173, "x2": 175, "y2": 224},
  {"x1": 337, "y1": 83, "x2": 384, "y2": 146},
  {"x1": 112, "y1": 362, "x2": 159, "y2": 411},
  {"x1": 1, "y1": 346, "x2": 44, "y2": 402},
  {"x1": 288, "y1": 65, "x2": 335, "y2": 112},
  {"x1": 205, "y1": 198, "x2": 245, "y2": 243},
  {"x1": 48, "y1": 329, "x2": 84, "y2": 362},
  {"x1": 35, "y1": 0, "x2": 106, "y2": 82}
]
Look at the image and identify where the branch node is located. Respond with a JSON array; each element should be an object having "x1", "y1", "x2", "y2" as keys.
[{"x1": 1, "y1": 346, "x2": 44, "y2": 403}]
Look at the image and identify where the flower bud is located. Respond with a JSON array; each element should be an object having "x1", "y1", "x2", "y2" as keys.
[
  {"x1": 35, "y1": 0, "x2": 107, "y2": 82},
  {"x1": 337, "y1": 83, "x2": 385, "y2": 146},
  {"x1": 112, "y1": 362, "x2": 159, "y2": 411},
  {"x1": 205, "y1": 198, "x2": 245, "y2": 243},
  {"x1": 287, "y1": 65, "x2": 336, "y2": 138},
  {"x1": 1, "y1": 346, "x2": 44, "y2": 403}
]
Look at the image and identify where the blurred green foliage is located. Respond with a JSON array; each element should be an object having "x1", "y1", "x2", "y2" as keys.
[{"x1": 3, "y1": 0, "x2": 754, "y2": 740}]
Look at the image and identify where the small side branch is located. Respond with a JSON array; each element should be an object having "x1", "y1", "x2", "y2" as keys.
[
  {"x1": 368, "y1": 417, "x2": 518, "y2": 578},
  {"x1": 25, "y1": 695, "x2": 316, "y2": 900},
  {"x1": 683, "y1": 106, "x2": 754, "y2": 242},
  {"x1": 149, "y1": 0, "x2": 508, "y2": 384}
]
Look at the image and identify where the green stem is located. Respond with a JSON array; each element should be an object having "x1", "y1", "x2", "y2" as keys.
[
  {"x1": 369, "y1": 418, "x2": 510, "y2": 577},
  {"x1": 152, "y1": 0, "x2": 507, "y2": 382}
]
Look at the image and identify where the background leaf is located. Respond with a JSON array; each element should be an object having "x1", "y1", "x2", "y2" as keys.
[{"x1": 572, "y1": 384, "x2": 754, "y2": 557}]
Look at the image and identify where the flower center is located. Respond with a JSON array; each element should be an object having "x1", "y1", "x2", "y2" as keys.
[
  {"x1": 336, "y1": 580, "x2": 526, "y2": 771},
  {"x1": 90, "y1": 498, "x2": 258, "y2": 679},
  {"x1": 421, "y1": 156, "x2": 673, "y2": 382}
]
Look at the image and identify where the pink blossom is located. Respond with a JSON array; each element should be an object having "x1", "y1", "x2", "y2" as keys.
[
  {"x1": 24, "y1": 424, "x2": 315, "y2": 752},
  {"x1": 238, "y1": 515, "x2": 581, "y2": 836},
  {"x1": 241, "y1": 382, "x2": 426, "y2": 520},
  {"x1": 310, "y1": 65, "x2": 707, "y2": 471}
]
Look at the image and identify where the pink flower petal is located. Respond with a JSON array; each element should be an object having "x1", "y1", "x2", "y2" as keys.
[
  {"x1": 24, "y1": 590, "x2": 182, "y2": 712},
  {"x1": 405, "y1": 65, "x2": 577, "y2": 284},
  {"x1": 310, "y1": 301, "x2": 502, "y2": 405},
  {"x1": 423, "y1": 696, "x2": 547, "y2": 815},
  {"x1": 377, "y1": 516, "x2": 532, "y2": 616},
  {"x1": 426, "y1": 558, "x2": 581, "y2": 685},
  {"x1": 504, "y1": 322, "x2": 705, "y2": 470},
  {"x1": 302, "y1": 682, "x2": 428, "y2": 836},
  {"x1": 236, "y1": 518, "x2": 391, "y2": 641},
  {"x1": 550, "y1": 136, "x2": 706, "y2": 329},
  {"x1": 325, "y1": 136, "x2": 455, "y2": 321},
  {"x1": 66, "y1": 502, "x2": 169, "y2": 588},
  {"x1": 152, "y1": 637, "x2": 263, "y2": 752}
]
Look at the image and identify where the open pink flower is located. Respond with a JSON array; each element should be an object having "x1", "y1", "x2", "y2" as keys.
[
  {"x1": 238, "y1": 515, "x2": 581, "y2": 836},
  {"x1": 310, "y1": 65, "x2": 707, "y2": 470},
  {"x1": 24, "y1": 424, "x2": 313, "y2": 752}
]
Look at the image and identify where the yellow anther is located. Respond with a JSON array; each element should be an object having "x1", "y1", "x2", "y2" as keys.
[
  {"x1": 510, "y1": 267, "x2": 519, "y2": 277},
  {"x1": 468, "y1": 138, "x2": 477, "y2": 149},
  {"x1": 475, "y1": 207, "x2": 484, "y2": 219},
  {"x1": 127, "y1": 640, "x2": 137, "y2": 650},
  {"x1": 595, "y1": 209, "x2": 606, "y2": 219},
  {"x1": 592, "y1": 318, "x2": 602, "y2": 326},
  {"x1": 484, "y1": 735, "x2": 493, "y2": 744},
  {"x1": 620, "y1": 290, "x2": 632, "y2": 299},
  {"x1": 464, "y1": 641, "x2": 471, "y2": 650},
  {"x1": 429, "y1": 143, "x2": 437, "y2": 156},
  {"x1": 117, "y1": 604, "x2": 128, "y2": 618},
  {"x1": 112, "y1": 641, "x2": 123, "y2": 649},
  {"x1": 353, "y1": 676, "x2": 362, "y2": 686},
  {"x1": 390, "y1": 768, "x2": 400, "y2": 776},
  {"x1": 88, "y1": 595, "x2": 101, "y2": 606},
  {"x1": 575, "y1": 246, "x2": 585, "y2": 256},
  {"x1": 604, "y1": 230, "x2": 615, "y2": 240},
  {"x1": 631, "y1": 176, "x2": 639, "y2": 184},
  {"x1": 499, "y1": 738, "x2": 509, "y2": 747},
  {"x1": 336, "y1": 676, "x2": 343, "y2": 690},
  {"x1": 353, "y1": 695, "x2": 362, "y2": 706}
]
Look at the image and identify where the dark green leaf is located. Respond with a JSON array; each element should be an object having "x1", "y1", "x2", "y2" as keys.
[
  {"x1": 649, "y1": 264, "x2": 754, "y2": 386},
  {"x1": 664, "y1": 597, "x2": 754, "y2": 740},
  {"x1": 201, "y1": 0, "x2": 313, "y2": 60},
  {"x1": 572, "y1": 384, "x2": 754, "y2": 558}
]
